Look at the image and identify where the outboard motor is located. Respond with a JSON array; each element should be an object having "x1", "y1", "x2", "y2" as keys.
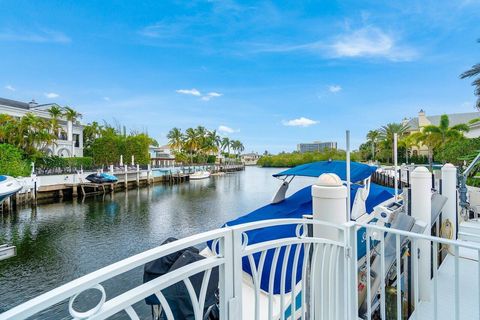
[{"x1": 143, "y1": 238, "x2": 219, "y2": 320}]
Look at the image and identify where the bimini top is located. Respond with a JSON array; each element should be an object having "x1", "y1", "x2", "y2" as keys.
[{"x1": 273, "y1": 160, "x2": 377, "y2": 183}]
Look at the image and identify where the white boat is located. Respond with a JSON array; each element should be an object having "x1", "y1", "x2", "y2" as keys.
[
  {"x1": 0, "y1": 175, "x2": 22, "y2": 204},
  {"x1": 189, "y1": 170, "x2": 211, "y2": 180}
]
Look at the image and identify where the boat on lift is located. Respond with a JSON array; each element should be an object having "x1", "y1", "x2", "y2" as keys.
[
  {"x1": 85, "y1": 172, "x2": 118, "y2": 184},
  {"x1": 0, "y1": 175, "x2": 22, "y2": 204},
  {"x1": 189, "y1": 170, "x2": 211, "y2": 180}
]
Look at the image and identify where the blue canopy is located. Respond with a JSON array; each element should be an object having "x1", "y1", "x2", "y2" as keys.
[
  {"x1": 273, "y1": 160, "x2": 377, "y2": 183},
  {"x1": 210, "y1": 183, "x2": 395, "y2": 294}
]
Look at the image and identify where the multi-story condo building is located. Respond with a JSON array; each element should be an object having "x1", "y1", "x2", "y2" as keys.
[
  {"x1": 297, "y1": 141, "x2": 337, "y2": 153},
  {"x1": 0, "y1": 97, "x2": 84, "y2": 157}
]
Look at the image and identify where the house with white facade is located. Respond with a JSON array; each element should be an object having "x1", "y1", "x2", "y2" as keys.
[
  {"x1": 149, "y1": 145, "x2": 175, "y2": 167},
  {"x1": 0, "y1": 97, "x2": 84, "y2": 157}
]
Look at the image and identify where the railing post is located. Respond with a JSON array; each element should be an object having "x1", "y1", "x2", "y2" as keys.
[
  {"x1": 219, "y1": 228, "x2": 236, "y2": 320},
  {"x1": 345, "y1": 221, "x2": 358, "y2": 320},
  {"x1": 230, "y1": 228, "x2": 244, "y2": 320},
  {"x1": 441, "y1": 164, "x2": 457, "y2": 239},
  {"x1": 411, "y1": 166, "x2": 432, "y2": 301}
]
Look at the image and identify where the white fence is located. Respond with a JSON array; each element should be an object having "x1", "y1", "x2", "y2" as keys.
[
  {"x1": 1, "y1": 218, "x2": 480, "y2": 320},
  {"x1": 358, "y1": 222, "x2": 480, "y2": 320},
  {"x1": 0, "y1": 219, "x2": 356, "y2": 320}
]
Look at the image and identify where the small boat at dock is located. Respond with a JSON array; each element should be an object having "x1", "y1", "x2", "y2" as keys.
[
  {"x1": 0, "y1": 175, "x2": 22, "y2": 204},
  {"x1": 189, "y1": 171, "x2": 211, "y2": 180},
  {"x1": 85, "y1": 173, "x2": 118, "y2": 184}
]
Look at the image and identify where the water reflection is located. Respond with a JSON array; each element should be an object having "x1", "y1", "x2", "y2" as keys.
[{"x1": 0, "y1": 167, "x2": 312, "y2": 318}]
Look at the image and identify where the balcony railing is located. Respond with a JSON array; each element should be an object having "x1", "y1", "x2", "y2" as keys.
[{"x1": 1, "y1": 218, "x2": 479, "y2": 320}]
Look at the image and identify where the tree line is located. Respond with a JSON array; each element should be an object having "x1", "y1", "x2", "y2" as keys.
[{"x1": 167, "y1": 126, "x2": 244, "y2": 164}]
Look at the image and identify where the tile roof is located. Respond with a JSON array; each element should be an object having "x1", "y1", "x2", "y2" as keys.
[{"x1": 406, "y1": 111, "x2": 480, "y2": 131}]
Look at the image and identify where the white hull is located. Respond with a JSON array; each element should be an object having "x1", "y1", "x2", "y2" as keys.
[
  {"x1": 0, "y1": 176, "x2": 22, "y2": 204},
  {"x1": 189, "y1": 171, "x2": 211, "y2": 180}
]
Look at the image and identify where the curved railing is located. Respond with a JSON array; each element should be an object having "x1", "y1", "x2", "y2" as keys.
[{"x1": 0, "y1": 218, "x2": 356, "y2": 320}]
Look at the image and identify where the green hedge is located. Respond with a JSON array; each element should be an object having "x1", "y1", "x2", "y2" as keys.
[
  {"x1": 35, "y1": 156, "x2": 94, "y2": 173},
  {"x1": 0, "y1": 144, "x2": 31, "y2": 177}
]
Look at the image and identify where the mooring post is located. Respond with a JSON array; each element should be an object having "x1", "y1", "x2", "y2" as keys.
[
  {"x1": 411, "y1": 166, "x2": 432, "y2": 301},
  {"x1": 124, "y1": 164, "x2": 128, "y2": 189},
  {"x1": 136, "y1": 164, "x2": 140, "y2": 186}
]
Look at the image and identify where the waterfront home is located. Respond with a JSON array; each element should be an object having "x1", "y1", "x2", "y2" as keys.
[
  {"x1": 0, "y1": 97, "x2": 84, "y2": 157},
  {"x1": 241, "y1": 152, "x2": 260, "y2": 165},
  {"x1": 149, "y1": 145, "x2": 176, "y2": 167},
  {"x1": 402, "y1": 109, "x2": 480, "y2": 157}
]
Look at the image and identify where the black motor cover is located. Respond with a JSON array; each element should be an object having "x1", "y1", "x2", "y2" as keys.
[{"x1": 143, "y1": 238, "x2": 219, "y2": 319}]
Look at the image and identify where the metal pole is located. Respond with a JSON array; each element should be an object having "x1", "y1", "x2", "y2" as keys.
[
  {"x1": 394, "y1": 133, "x2": 398, "y2": 199},
  {"x1": 346, "y1": 130, "x2": 351, "y2": 220}
]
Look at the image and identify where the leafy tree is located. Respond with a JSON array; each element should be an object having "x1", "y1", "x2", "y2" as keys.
[
  {"x1": 0, "y1": 144, "x2": 31, "y2": 177},
  {"x1": 167, "y1": 128, "x2": 184, "y2": 153},
  {"x1": 366, "y1": 130, "x2": 380, "y2": 160},
  {"x1": 378, "y1": 123, "x2": 410, "y2": 163},
  {"x1": 415, "y1": 114, "x2": 469, "y2": 164}
]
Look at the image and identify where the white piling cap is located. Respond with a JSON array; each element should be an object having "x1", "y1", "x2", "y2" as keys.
[
  {"x1": 442, "y1": 163, "x2": 456, "y2": 172},
  {"x1": 316, "y1": 173, "x2": 342, "y2": 187},
  {"x1": 411, "y1": 166, "x2": 431, "y2": 178}
]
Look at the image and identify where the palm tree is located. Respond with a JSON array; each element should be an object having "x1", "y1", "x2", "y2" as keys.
[
  {"x1": 221, "y1": 137, "x2": 230, "y2": 155},
  {"x1": 460, "y1": 39, "x2": 480, "y2": 110},
  {"x1": 420, "y1": 114, "x2": 469, "y2": 164},
  {"x1": 166, "y1": 128, "x2": 184, "y2": 153},
  {"x1": 63, "y1": 106, "x2": 82, "y2": 155},
  {"x1": 366, "y1": 130, "x2": 380, "y2": 161},
  {"x1": 206, "y1": 130, "x2": 221, "y2": 155},
  {"x1": 48, "y1": 105, "x2": 63, "y2": 138},
  {"x1": 63, "y1": 106, "x2": 82, "y2": 124},
  {"x1": 184, "y1": 128, "x2": 199, "y2": 164},
  {"x1": 378, "y1": 123, "x2": 410, "y2": 163},
  {"x1": 400, "y1": 134, "x2": 419, "y2": 163}
]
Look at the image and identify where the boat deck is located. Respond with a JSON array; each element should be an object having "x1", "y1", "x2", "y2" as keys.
[{"x1": 411, "y1": 248, "x2": 479, "y2": 320}]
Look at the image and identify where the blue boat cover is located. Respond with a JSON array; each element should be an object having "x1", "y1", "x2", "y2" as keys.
[
  {"x1": 215, "y1": 183, "x2": 394, "y2": 294},
  {"x1": 273, "y1": 160, "x2": 377, "y2": 183},
  {"x1": 0, "y1": 175, "x2": 6, "y2": 182}
]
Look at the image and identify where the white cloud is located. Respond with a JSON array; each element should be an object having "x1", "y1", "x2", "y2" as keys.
[
  {"x1": 201, "y1": 92, "x2": 223, "y2": 101},
  {"x1": 218, "y1": 125, "x2": 238, "y2": 134},
  {"x1": 282, "y1": 117, "x2": 318, "y2": 127},
  {"x1": 44, "y1": 92, "x2": 59, "y2": 99},
  {"x1": 328, "y1": 85, "x2": 342, "y2": 93},
  {"x1": 329, "y1": 27, "x2": 416, "y2": 61},
  {"x1": 5, "y1": 85, "x2": 15, "y2": 91},
  {"x1": 176, "y1": 88, "x2": 202, "y2": 96},
  {"x1": 0, "y1": 29, "x2": 71, "y2": 43},
  {"x1": 250, "y1": 26, "x2": 416, "y2": 62}
]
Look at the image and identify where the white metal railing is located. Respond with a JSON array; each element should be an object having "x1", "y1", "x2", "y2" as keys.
[
  {"x1": 0, "y1": 218, "x2": 355, "y2": 320},
  {"x1": 358, "y1": 222, "x2": 480, "y2": 320}
]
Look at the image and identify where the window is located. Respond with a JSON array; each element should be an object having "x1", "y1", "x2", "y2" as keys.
[{"x1": 73, "y1": 134, "x2": 80, "y2": 147}]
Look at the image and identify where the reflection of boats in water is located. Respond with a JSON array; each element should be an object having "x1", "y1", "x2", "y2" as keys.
[
  {"x1": 85, "y1": 173, "x2": 118, "y2": 184},
  {"x1": 189, "y1": 171, "x2": 211, "y2": 180},
  {"x1": 0, "y1": 175, "x2": 22, "y2": 204}
]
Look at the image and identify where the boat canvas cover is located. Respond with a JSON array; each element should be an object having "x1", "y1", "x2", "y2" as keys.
[
  {"x1": 217, "y1": 183, "x2": 394, "y2": 294},
  {"x1": 272, "y1": 160, "x2": 377, "y2": 183}
]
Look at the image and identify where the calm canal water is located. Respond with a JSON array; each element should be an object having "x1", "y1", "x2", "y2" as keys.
[{"x1": 0, "y1": 167, "x2": 312, "y2": 319}]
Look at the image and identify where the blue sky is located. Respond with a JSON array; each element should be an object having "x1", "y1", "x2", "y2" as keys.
[{"x1": 1, "y1": 0, "x2": 479, "y2": 152}]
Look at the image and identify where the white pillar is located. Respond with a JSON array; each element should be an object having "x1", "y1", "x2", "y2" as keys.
[
  {"x1": 131, "y1": 155, "x2": 135, "y2": 166},
  {"x1": 311, "y1": 173, "x2": 347, "y2": 319},
  {"x1": 120, "y1": 155, "x2": 123, "y2": 166},
  {"x1": 411, "y1": 166, "x2": 432, "y2": 301},
  {"x1": 109, "y1": 165, "x2": 114, "y2": 173},
  {"x1": 441, "y1": 163, "x2": 457, "y2": 239},
  {"x1": 312, "y1": 173, "x2": 348, "y2": 241}
]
